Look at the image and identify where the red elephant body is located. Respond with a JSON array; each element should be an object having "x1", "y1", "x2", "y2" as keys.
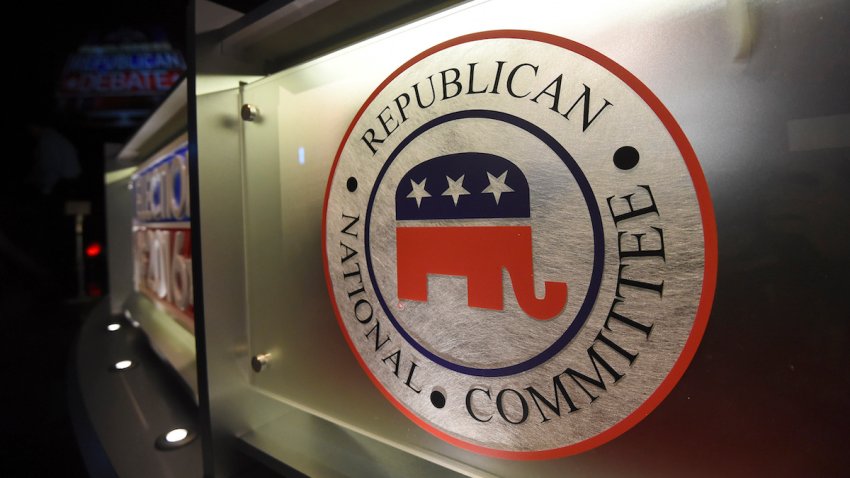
[{"x1": 396, "y1": 225, "x2": 567, "y2": 320}]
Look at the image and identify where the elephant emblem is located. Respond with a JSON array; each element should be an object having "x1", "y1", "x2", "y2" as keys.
[{"x1": 395, "y1": 152, "x2": 567, "y2": 321}]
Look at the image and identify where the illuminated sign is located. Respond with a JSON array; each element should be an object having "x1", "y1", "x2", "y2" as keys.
[
  {"x1": 61, "y1": 42, "x2": 185, "y2": 97},
  {"x1": 132, "y1": 140, "x2": 193, "y2": 329},
  {"x1": 323, "y1": 31, "x2": 716, "y2": 458},
  {"x1": 58, "y1": 29, "x2": 186, "y2": 127}
]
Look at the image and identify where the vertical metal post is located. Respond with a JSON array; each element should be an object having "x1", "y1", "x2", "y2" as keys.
[
  {"x1": 75, "y1": 213, "x2": 85, "y2": 298},
  {"x1": 66, "y1": 200, "x2": 92, "y2": 299}
]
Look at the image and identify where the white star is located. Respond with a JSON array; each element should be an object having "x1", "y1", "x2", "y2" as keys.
[
  {"x1": 441, "y1": 175, "x2": 470, "y2": 206},
  {"x1": 406, "y1": 178, "x2": 431, "y2": 208},
  {"x1": 481, "y1": 170, "x2": 514, "y2": 204}
]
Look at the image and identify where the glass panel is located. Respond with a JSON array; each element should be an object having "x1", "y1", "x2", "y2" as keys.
[{"x1": 237, "y1": 0, "x2": 850, "y2": 475}]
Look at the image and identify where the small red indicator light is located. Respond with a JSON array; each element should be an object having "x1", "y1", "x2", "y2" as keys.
[{"x1": 86, "y1": 242, "x2": 102, "y2": 257}]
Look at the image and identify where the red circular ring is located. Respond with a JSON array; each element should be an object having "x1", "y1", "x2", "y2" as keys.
[{"x1": 321, "y1": 29, "x2": 718, "y2": 460}]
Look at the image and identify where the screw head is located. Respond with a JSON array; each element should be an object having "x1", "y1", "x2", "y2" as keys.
[
  {"x1": 241, "y1": 104, "x2": 259, "y2": 121},
  {"x1": 251, "y1": 353, "x2": 271, "y2": 373}
]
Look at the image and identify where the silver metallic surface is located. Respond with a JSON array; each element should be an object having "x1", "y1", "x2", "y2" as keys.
[
  {"x1": 195, "y1": 0, "x2": 850, "y2": 475},
  {"x1": 325, "y1": 34, "x2": 709, "y2": 453}
]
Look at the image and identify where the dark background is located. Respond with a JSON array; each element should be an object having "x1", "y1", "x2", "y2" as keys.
[{"x1": 2, "y1": 1, "x2": 188, "y2": 476}]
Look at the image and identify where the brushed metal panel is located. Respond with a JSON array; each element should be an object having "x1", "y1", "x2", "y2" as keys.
[{"x1": 212, "y1": 0, "x2": 850, "y2": 475}]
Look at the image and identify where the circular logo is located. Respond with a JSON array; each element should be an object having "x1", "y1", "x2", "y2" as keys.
[{"x1": 322, "y1": 30, "x2": 716, "y2": 459}]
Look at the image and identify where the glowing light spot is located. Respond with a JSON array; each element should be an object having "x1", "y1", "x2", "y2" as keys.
[
  {"x1": 86, "y1": 242, "x2": 102, "y2": 257},
  {"x1": 114, "y1": 360, "x2": 133, "y2": 370},
  {"x1": 165, "y1": 428, "x2": 188, "y2": 443}
]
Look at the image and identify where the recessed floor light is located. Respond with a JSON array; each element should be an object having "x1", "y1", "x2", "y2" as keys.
[
  {"x1": 166, "y1": 429, "x2": 188, "y2": 442},
  {"x1": 155, "y1": 427, "x2": 196, "y2": 450},
  {"x1": 106, "y1": 323, "x2": 121, "y2": 332},
  {"x1": 109, "y1": 360, "x2": 135, "y2": 372}
]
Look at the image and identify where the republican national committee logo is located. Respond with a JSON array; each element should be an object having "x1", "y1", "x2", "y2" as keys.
[{"x1": 322, "y1": 30, "x2": 717, "y2": 459}]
